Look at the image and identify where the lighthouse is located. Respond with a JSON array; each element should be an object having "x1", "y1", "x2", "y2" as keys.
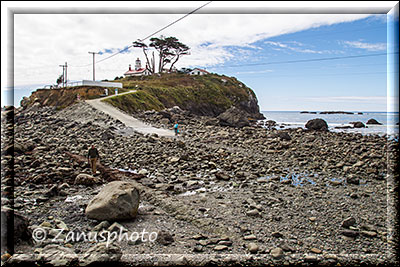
[{"x1": 135, "y1": 58, "x2": 141, "y2": 71}]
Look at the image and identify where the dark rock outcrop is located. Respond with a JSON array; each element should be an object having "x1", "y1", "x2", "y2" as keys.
[
  {"x1": 366, "y1": 118, "x2": 382, "y2": 125},
  {"x1": 320, "y1": 111, "x2": 354, "y2": 114},
  {"x1": 352, "y1": 121, "x2": 366, "y2": 128},
  {"x1": 274, "y1": 131, "x2": 292, "y2": 141},
  {"x1": 217, "y1": 106, "x2": 252, "y2": 128},
  {"x1": 305, "y1": 118, "x2": 328, "y2": 131},
  {"x1": 1, "y1": 207, "x2": 32, "y2": 244}
]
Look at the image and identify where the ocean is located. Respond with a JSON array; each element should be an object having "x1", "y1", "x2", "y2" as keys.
[{"x1": 260, "y1": 111, "x2": 399, "y2": 138}]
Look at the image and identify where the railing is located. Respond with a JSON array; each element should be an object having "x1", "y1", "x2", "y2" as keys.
[{"x1": 45, "y1": 80, "x2": 122, "y2": 89}]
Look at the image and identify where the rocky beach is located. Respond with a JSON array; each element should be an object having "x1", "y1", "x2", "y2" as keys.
[{"x1": 1, "y1": 99, "x2": 399, "y2": 266}]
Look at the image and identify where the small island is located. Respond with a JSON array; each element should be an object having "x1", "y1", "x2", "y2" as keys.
[
  {"x1": 300, "y1": 111, "x2": 317, "y2": 114},
  {"x1": 319, "y1": 111, "x2": 354, "y2": 114}
]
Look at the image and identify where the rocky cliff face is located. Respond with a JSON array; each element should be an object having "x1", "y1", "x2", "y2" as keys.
[{"x1": 105, "y1": 73, "x2": 265, "y2": 120}]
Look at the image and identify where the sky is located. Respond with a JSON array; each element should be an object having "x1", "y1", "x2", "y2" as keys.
[{"x1": 2, "y1": 1, "x2": 399, "y2": 111}]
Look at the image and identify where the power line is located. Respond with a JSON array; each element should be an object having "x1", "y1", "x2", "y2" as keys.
[
  {"x1": 71, "y1": 1, "x2": 212, "y2": 68},
  {"x1": 233, "y1": 71, "x2": 393, "y2": 78},
  {"x1": 138, "y1": 1, "x2": 212, "y2": 42},
  {"x1": 268, "y1": 24, "x2": 387, "y2": 41},
  {"x1": 213, "y1": 52, "x2": 398, "y2": 69}
]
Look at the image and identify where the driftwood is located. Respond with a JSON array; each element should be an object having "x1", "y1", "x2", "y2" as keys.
[{"x1": 65, "y1": 152, "x2": 145, "y2": 182}]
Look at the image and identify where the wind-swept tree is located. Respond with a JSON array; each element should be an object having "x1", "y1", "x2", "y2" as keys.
[
  {"x1": 132, "y1": 40, "x2": 154, "y2": 74},
  {"x1": 149, "y1": 36, "x2": 173, "y2": 73},
  {"x1": 135, "y1": 36, "x2": 190, "y2": 74},
  {"x1": 166, "y1": 37, "x2": 190, "y2": 72},
  {"x1": 56, "y1": 74, "x2": 63, "y2": 87}
]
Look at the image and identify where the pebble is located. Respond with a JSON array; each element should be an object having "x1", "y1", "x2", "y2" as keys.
[
  {"x1": 361, "y1": 231, "x2": 377, "y2": 237},
  {"x1": 214, "y1": 245, "x2": 228, "y2": 251},
  {"x1": 246, "y1": 209, "x2": 259, "y2": 216},
  {"x1": 272, "y1": 232, "x2": 283, "y2": 238},
  {"x1": 341, "y1": 217, "x2": 356, "y2": 228},
  {"x1": 248, "y1": 243, "x2": 259, "y2": 253},
  {"x1": 243, "y1": 234, "x2": 257, "y2": 240},
  {"x1": 304, "y1": 255, "x2": 319, "y2": 262},
  {"x1": 310, "y1": 248, "x2": 322, "y2": 254},
  {"x1": 270, "y1": 247, "x2": 284, "y2": 258},
  {"x1": 40, "y1": 221, "x2": 52, "y2": 228},
  {"x1": 341, "y1": 230, "x2": 359, "y2": 237}
]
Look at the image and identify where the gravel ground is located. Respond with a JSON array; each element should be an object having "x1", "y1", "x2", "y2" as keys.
[{"x1": 1, "y1": 102, "x2": 399, "y2": 266}]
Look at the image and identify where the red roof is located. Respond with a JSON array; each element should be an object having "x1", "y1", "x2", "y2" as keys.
[
  {"x1": 124, "y1": 68, "x2": 147, "y2": 75},
  {"x1": 192, "y1": 68, "x2": 209, "y2": 74}
]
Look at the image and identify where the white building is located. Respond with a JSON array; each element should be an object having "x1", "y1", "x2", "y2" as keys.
[
  {"x1": 189, "y1": 68, "x2": 209, "y2": 75},
  {"x1": 124, "y1": 58, "x2": 151, "y2": 77}
]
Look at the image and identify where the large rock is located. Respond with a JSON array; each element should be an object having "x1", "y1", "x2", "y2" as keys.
[
  {"x1": 1, "y1": 207, "x2": 32, "y2": 244},
  {"x1": 85, "y1": 181, "x2": 140, "y2": 221},
  {"x1": 341, "y1": 217, "x2": 356, "y2": 228},
  {"x1": 274, "y1": 131, "x2": 291, "y2": 141},
  {"x1": 305, "y1": 118, "x2": 328, "y2": 131},
  {"x1": 80, "y1": 242, "x2": 122, "y2": 266},
  {"x1": 351, "y1": 121, "x2": 366, "y2": 128},
  {"x1": 218, "y1": 106, "x2": 251, "y2": 128},
  {"x1": 366, "y1": 118, "x2": 382, "y2": 125},
  {"x1": 265, "y1": 120, "x2": 277, "y2": 127},
  {"x1": 36, "y1": 244, "x2": 77, "y2": 266},
  {"x1": 75, "y1": 173, "x2": 101, "y2": 186}
]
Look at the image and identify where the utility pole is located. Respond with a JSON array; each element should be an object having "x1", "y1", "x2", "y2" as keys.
[
  {"x1": 58, "y1": 62, "x2": 68, "y2": 87},
  {"x1": 59, "y1": 64, "x2": 65, "y2": 87},
  {"x1": 88, "y1": 52, "x2": 99, "y2": 81},
  {"x1": 65, "y1": 62, "x2": 68, "y2": 87}
]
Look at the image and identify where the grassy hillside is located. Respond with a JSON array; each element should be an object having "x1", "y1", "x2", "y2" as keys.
[
  {"x1": 104, "y1": 73, "x2": 261, "y2": 117},
  {"x1": 21, "y1": 86, "x2": 129, "y2": 109},
  {"x1": 21, "y1": 73, "x2": 263, "y2": 118}
]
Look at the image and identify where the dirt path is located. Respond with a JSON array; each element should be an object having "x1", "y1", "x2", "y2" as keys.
[{"x1": 86, "y1": 90, "x2": 175, "y2": 137}]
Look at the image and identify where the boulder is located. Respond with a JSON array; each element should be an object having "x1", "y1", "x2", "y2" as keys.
[
  {"x1": 218, "y1": 106, "x2": 251, "y2": 128},
  {"x1": 80, "y1": 242, "x2": 122, "y2": 265},
  {"x1": 351, "y1": 121, "x2": 365, "y2": 128},
  {"x1": 75, "y1": 174, "x2": 101, "y2": 186},
  {"x1": 36, "y1": 244, "x2": 77, "y2": 266},
  {"x1": 341, "y1": 217, "x2": 356, "y2": 228},
  {"x1": 215, "y1": 171, "x2": 230, "y2": 181},
  {"x1": 305, "y1": 118, "x2": 328, "y2": 131},
  {"x1": 156, "y1": 230, "x2": 174, "y2": 246},
  {"x1": 1, "y1": 207, "x2": 32, "y2": 244},
  {"x1": 85, "y1": 181, "x2": 140, "y2": 221},
  {"x1": 270, "y1": 247, "x2": 284, "y2": 258},
  {"x1": 204, "y1": 118, "x2": 219, "y2": 126},
  {"x1": 366, "y1": 118, "x2": 382, "y2": 125},
  {"x1": 274, "y1": 131, "x2": 291, "y2": 141},
  {"x1": 265, "y1": 120, "x2": 277, "y2": 127},
  {"x1": 248, "y1": 243, "x2": 259, "y2": 253}
]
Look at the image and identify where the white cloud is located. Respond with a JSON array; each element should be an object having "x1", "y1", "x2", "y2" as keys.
[
  {"x1": 265, "y1": 41, "x2": 326, "y2": 54},
  {"x1": 342, "y1": 40, "x2": 387, "y2": 51},
  {"x1": 9, "y1": 8, "x2": 375, "y2": 86}
]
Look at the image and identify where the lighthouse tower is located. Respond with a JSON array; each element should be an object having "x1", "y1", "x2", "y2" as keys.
[{"x1": 135, "y1": 58, "x2": 141, "y2": 70}]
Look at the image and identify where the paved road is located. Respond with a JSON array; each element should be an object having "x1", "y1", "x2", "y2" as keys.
[{"x1": 86, "y1": 90, "x2": 175, "y2": 137}]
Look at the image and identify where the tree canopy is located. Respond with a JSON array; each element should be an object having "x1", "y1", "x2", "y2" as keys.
[
  {"x1": 133, "y1": 36, "x2": 190, "y2": 74},
  {"x1": 56, "y1": 74, "x2": 63, "y2": 86}
]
